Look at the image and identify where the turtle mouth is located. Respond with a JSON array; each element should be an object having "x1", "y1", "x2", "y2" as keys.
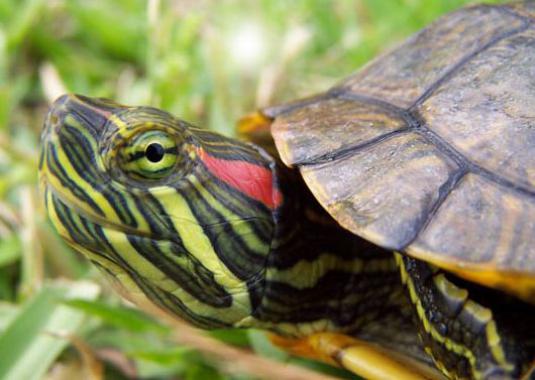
[{"x1": 41, "y1": 175, "x2": 152, "y2": 240}]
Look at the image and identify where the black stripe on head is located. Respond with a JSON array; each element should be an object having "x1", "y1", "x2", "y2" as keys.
[
  {"x1": 180, "y1": 176, "x2": 270, "y2": 282},
  {"x1": 132, "y1": 275, "x2": 230, "y2": 329},
  {"x1": 127, "y1": 234, "x2": 232, "y2": 308},
  {"x1": 58, "y1": 124, "x2": 138, "y2": 227},
  {"x1": 69, "y1": 95, "x2": 125, "y2": 135},
  {"x1": 201, "y1": 171, "x2": 274, "y2": 243},
  {"x1": 192, "y1": 127, "x2": 268, "y2": 164},
  {"x1": 46, "y1": 144, "x2": 104, "y2": 216},
  {"x1": 50, "y1": 193, "x2": 124, "y2": 270}
]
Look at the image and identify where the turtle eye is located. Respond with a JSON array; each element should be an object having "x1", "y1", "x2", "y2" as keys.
[
  {"x1": 145, "y1": 142, "x2": 165, "y2": 163},
  {"x1": 119, "y1": 130, "x2": 179, "y2": 180}
]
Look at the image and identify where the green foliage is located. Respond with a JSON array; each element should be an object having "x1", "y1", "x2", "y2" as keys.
[
  {"x1": 0, "y1": 282, "x2": 99, "y2": 380},
  {"x1": 0, "y1": 0, "x2": 506, "y2": 379}
]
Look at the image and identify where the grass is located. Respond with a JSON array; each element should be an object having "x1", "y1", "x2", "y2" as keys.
[{"x1": 0, "y1": 0, "x2": 505, "y2": 379}]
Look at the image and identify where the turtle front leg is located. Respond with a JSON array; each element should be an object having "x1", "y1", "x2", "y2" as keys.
[
  {"x1": 395, "y1": 253, "x2": 532, "y2": 380},
  {"x1": 270, "y1": 332, "x2": 444, "y2": 380}
]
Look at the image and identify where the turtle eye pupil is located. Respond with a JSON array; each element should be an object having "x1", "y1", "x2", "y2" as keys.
[{"x1": 145, "y1": 143, "x2": 165, "y2": 162}]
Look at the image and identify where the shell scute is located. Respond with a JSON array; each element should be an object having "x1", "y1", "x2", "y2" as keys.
[{"x1": 335, "y1": 5, "x2": 526, "y2": 108}]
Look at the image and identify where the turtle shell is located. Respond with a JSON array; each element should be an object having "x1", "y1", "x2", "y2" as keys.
[{"x1": 269, "y1": 2, "x2": 535, "y2": 303}]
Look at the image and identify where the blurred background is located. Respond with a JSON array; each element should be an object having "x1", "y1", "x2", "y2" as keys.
[{"x1": 0, "y1": 0, "x2": 504, "y2": 379}]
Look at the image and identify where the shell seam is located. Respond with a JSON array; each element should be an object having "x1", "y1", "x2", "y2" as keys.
[{"x1": 408, "y1": 21, "x2": 529, "y2": 110}]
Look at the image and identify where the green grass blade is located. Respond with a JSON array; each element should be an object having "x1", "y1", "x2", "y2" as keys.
[
  {"x1": 0, "y1": 234, "x2": 21, "y2": 267},
  {"x1": 0, "y1": 281, "x2": 100, "y2": 380},
  {"x1": 65, "y1": 299, "x2": 168, "y2": 334}
]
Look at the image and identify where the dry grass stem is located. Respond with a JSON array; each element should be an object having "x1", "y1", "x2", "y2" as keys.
[
  {"x1": 46, "y1": 332, "x2": 104, "y2": 380},
  {"x1": 256, "y1": 26, "x2": 311, "y2": 107},
  {"x1": 19, "y1": 187, "x2": 44, "y2": 297},
  {"x1": 39, "y1": 62, "x2": 68, "y2": 104},
  {"x1": 141, "y1": 300, "x2": 339, "y2": 380},
  {"x1": 0, "y1": 200, "x2": 20, "y2": 228}
]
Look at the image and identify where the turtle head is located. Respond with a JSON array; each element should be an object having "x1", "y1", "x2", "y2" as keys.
[{"x1": 40, "y1": 94, "x2": 281, "y2": 328}]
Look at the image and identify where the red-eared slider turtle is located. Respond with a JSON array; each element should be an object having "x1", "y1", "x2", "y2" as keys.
[{"x1": 39, "y1": 2, "x2": 535, "y2": 379}]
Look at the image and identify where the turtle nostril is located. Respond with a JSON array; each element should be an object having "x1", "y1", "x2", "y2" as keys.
[
  {"x1": 47, "y1": 106, "x2": 64, "y2": 131},
  {"x1": 44, "y1": 94, "x2": 76, "y2": 134},
  {"x1": 42, "y1": 102, "x2": 66, "y2": 142},
  {"x1": 49, "y1": 113, "x2": 59, "y2": 126}
]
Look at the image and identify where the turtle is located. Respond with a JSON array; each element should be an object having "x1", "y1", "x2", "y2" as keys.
[{"x1": 38, "y1": 2, "x2": 535, "y2": 379}]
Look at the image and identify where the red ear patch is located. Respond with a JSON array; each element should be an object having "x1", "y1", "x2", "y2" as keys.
[{"x1": 198, "y1": 148, "x2": 282, "y2": 209}]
